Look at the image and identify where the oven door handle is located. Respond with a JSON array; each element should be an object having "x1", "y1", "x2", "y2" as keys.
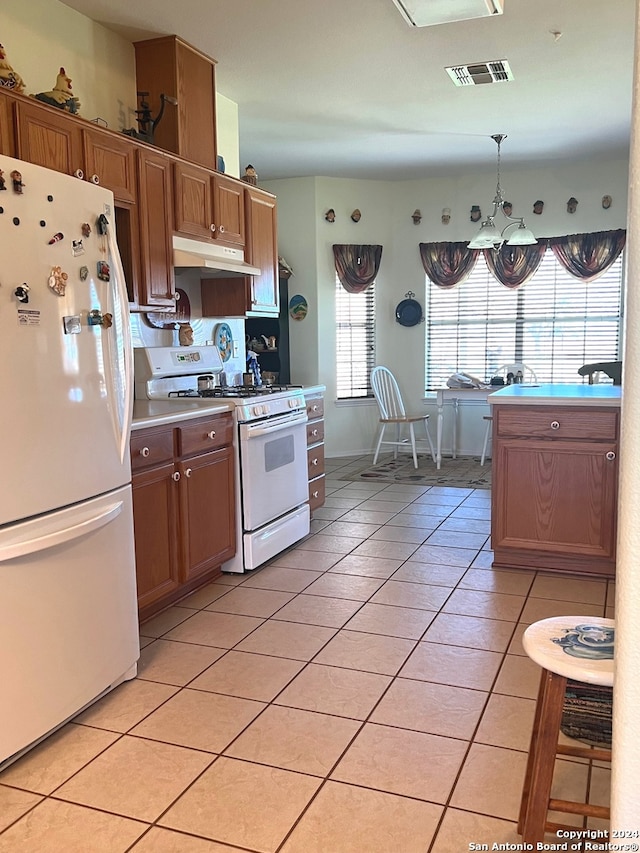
[{"x1": 245, "y1": 415, "x2": 307, "y2": 437}]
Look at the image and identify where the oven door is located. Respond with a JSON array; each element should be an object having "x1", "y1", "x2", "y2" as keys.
[{"x1": 239, "y1": 411, "x2": 308, "y2": 530}]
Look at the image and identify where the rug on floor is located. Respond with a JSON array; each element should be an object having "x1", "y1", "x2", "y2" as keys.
[{"x1": 343, "y1": 455, "x2": 491, "y2": 488}]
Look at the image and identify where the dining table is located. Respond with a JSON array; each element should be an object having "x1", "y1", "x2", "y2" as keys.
[{"x1": 432, "y1": 386, "x2": 494, "y2": 469}]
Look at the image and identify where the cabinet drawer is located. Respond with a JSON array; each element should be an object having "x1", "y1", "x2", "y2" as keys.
[
  {"x1": 178, "y1": 415, "x2": 234, "y2": 457},
  {"x1": 307, "y1": 444, "x2": 325, "y2": 479},
  {"x1": 306, "y1": 397, "x2": 324, "y2": 420},
  {"x1": 306, "y1": 420, "x2": 325, "y2": 446},
  {"x1": 130, "y1": 428, "x2": 174, "y2": 471},
  {"x1": 309, "y1": 475, "x2": 325, "y2": 511},
  {"x1": 496, "y1": 407, "x2": 618, "y2": 441}
]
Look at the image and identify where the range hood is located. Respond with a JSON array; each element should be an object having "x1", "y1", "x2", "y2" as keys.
[{"x1": 173, "y1": 235, "x2": 261, "y2": 278}]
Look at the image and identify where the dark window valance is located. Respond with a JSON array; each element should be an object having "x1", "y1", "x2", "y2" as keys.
[
  {"x1": 418, "y1": 242, "x2": 480, "y2": 288},
  {"x1": 483, "y1": 242, "x2": 547, "y2": 289},
  {"x1": 548, "y1": 229, "x2": 626, "y2": 282},
  {"x1": 333, "y1": 244, "x2": 383, "y2": 293}
]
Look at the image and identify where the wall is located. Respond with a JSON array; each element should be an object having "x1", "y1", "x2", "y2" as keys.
[
  {"x1": 265, "y1": 156, "x2": 630, "y2": 457},
  {"x1": 216, "y1": 93, "x2": 239, "y2": 178}
]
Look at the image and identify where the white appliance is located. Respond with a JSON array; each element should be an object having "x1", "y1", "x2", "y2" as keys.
[
  {"x1": 134, "y1": 345, "x2": 310, "y2": 573},
  {"x1": 0, "y1": 156, "x2": 139, "y2": 771}
]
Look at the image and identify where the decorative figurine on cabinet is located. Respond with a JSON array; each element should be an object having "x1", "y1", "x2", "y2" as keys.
[
  {"x1": 0, "y1": 43, "x2": 26, "y2": 94},
  {"x1": 10, "y1": 170, "x2": 24, "y2": 194},
  {"x1": 242, "y1": 165, "x2": 258, "y2": 185},
  {"x1": 122, "y1": 91, "x2": 178, "y2": 145},
  {"x1": 0, "y1": 169, "x2": 6, "y2": 191},
  {"x1": 34, "y1": 67, "x2": 81, "y2": 114}
]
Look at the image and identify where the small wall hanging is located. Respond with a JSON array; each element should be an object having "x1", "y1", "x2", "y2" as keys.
[
  {"x1": 470, "y1": 205, "x2": 482, "y2": 223},
  {"x1": 325, "y1": 209, "x2": 335, "y2": 222},
  {"x1": 395, "y1": 291, "x2": 424, "y2": 327},
  {"x1": 533, "y1": 200, "x2": 544, "y2": 215},
  {"x1": 289, "y1": 294, "x2": 308, "y2": 321},
  {"x1": 411, "y1": 209, "x2": 422, "y2": 225},
  {"x1": 602, "y1": 195, "x2": 612, "y2": 210},
  {"x1": 350, "y1": 209, "x2": 361, "y2": 222},
  {"x1": 567, "y1": 197, "x2": 578, "y2": 214},
  {"x1": 441, "y1": 208, "x2": 451, "y2": 225}
]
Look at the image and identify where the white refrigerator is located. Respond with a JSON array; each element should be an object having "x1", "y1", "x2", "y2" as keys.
[{"x1": 0, "y1": 155, "x2": 139, "y2": 770}]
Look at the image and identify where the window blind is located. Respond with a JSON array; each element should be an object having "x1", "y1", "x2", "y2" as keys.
[
  {"x1": 425, "y1": 249, "x2": 624, "y2": 389},
  {"x1": 336, "y1": 277, "x2": 376, "y2": 398}
]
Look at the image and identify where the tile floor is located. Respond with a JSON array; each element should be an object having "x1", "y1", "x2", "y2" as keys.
[{"x1": 0, "y1": 455, "x2": 613, "y2": 853}]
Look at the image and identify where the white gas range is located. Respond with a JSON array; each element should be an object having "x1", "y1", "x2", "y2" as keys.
[{"x1": 134, "y1": 346, "x2": 310, "y2": 573}]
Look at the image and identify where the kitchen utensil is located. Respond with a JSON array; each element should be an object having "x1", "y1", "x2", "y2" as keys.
[{"x1": 197, "y1": 374, "x2": 217, "y2": 392}]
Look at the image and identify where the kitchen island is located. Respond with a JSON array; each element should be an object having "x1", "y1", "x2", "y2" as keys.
[{"x1": 489, "y1": 383, "x2": 621, "y2": 578}]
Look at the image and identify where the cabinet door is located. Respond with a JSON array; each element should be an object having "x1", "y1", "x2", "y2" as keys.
[
  {"x1": 137, "y1": 149, "x2": 176, "y2": 307},
  {"x1": 82, "y1": 127, "x2": 137, "y2": 203},
  {"x1": 178, "y1": 447, "x2": 236, "y2": 583},
  {"x1": 244, "y1": 186, "x2": 279, "y2": 315},
  {"x1": 132, "y1": 462, "x2": 181, "y2": 615},
  {"x1": 212, "y1": 173, "x2": 245, "y2": 246},
  {"x1": 174, "y1": 161, "x2": 213, "y2": 239},
  {"x1": 0, "y1": 91, "x2": 15, "y2": 156},
  {"x1": 15, "y1": 100, "x2": 83, "y2": 176},
  {"x1": 492, "y1": 438, "x2": 618, "y2": 560}
]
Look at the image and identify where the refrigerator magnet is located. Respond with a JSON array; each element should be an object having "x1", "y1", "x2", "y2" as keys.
[
  {"x1": 48, "y1": 232, "x2": 64, "y2": 244},
  {"x1": 79, "y1": 265, "x2": 89, "y2": 281},
  {"x1": 97, "y1": 260, "x2": 110, "y2": 281},
  {"x1": 81, "y1": 222, "x2": 91, "y2": 238},
  {"x1": 63, "y1": 315, "x2": 82, "y2": 334},
  {"x1": 48, "y1": 266, "x2": 68, "y2": 296},
  {"x1": 72, "y1": 239, "x2": 84, "y2": 256}
]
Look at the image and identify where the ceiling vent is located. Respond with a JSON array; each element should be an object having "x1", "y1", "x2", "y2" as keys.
[
  {"x1": 445, "y1": 60, "x2": 514, "y2": 86},
  {"x1": 391, "y1": 0, "x2": 504, "y2": 27}
]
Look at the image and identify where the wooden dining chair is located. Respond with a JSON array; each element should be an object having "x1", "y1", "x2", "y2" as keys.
[{"x1": 370, "y1": 366, "x2": 436, "y2": 469}]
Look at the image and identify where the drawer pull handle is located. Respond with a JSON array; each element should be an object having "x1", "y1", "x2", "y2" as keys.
[
  {"x1": 90, "y1": 174, "x2": 100, "y2": 185},
  {"x1": 311, "y1": 458, "x2": 319, "y2": 466},
  {"x1": 606, "y1": 451, "x2": 616, "y2": 461},
  {"x1": 311, "y1": 405, "x2": 319, "y2": 412},
  {"x1": 550, "y1": 421, "x2": 560, "y2": 430},
  {"x1": 172, "y1": 471, "x2": 181, "y2": 482},
  {"x1": 311, "y1": 429, "x2": 319, "y2": 437},
  {"x1": 140, "y1": 446, "x2": 150, "y2": 458},
  {"x1": 312, "y1": 490, "x2": 319, "y2": 498},
  {"x1": 208, "y1": 430, "x2": 217, "y2": 439},
  {"x1": 74, "y1": 168, "x2": 84, "y2": 180},
  {"x1": 219, "y1": 224, "x2": 225, "y2": 233},
  {"x1": 210, "y1": 223, "x2": 216, "y2": 232},
  {"x1": 185, "y1": 467, "x2": 192, "y2": 477}
]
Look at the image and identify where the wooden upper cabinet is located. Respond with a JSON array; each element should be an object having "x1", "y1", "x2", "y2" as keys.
[
  {"x1": 211, "y1": 173, "x2": 245, "y2": 245},
  {"x1": 82, "y1": 128, "x2": 137, "y2": 203},
  {"x1": 173, "y1": 160, "x2": 212, "y2": 239},
  {"x1": 137, "y1": 148, "x2": 176, "y2": 307},
  {"x1": 244, "y1": 185, "x2": 279, "y2": 315},
  {"x1": 15, "y1": 99, "x2": 84, "y2": 176},
  {"x1": 0, "y1": 91, "x2": 16, "y2": 156},
  {"x1": 134, "y1": 35, "x2": 217, "y2": 170}
]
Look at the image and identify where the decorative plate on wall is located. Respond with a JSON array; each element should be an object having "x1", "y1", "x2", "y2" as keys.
[
  {"x1": 214, "y1": 322, "x2": 234, "y2": 362},
  {"x1": 395, "y1": 292, "x2": 423, "y2": 327},
  {"x1": 289, "y1": 294, "x2": 308, "y2": 321}
]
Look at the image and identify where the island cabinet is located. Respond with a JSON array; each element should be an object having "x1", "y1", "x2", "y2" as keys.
[
  {"x1": 491, "y1": 400, "x2": 620, "y2": 578},
  {"x1": 173, "y1": 161, "x2": 245, "y2": 246},
  {"x1": 131, "y1": 413, "x2": 236, "y2": 622},
  {"x1": 305, "y1": 391, "x2": 326, "y2": 512}
]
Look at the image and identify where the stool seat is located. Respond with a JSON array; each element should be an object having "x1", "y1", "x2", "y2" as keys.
[{"x1": 523, "y1": 616, "x2": 614, "y2": 686}]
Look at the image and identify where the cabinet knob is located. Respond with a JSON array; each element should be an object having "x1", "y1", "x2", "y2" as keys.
[
  {"x1": 550, "y1": 421, "x2": 560, "y2": 430},
  {"x1": 185, "y1": 467, "x2": 192, "y2": 477},
  {"x1": 606, "y1": 451, "x2": 616, "y2": 461},
  {"x1": 312, "y1": 405, "x2": 319, "y2": 412},
  {"x1": 312, "y1": 490, "x2": 319, "y2": 499},
  {"x1": 218, "y1": 225, "x2": 225, "y2": 233},
  {"x1": 210, "y1": 223, "x2": 216, "y2": 232},
  {"x1": 208, "y1": 430, "x2": 217, "y2": 440},
  {"x1": 140, "y1": 446, "x2": 150, "y2": 458},
  {"x1": 172, "y1": 471, "x2": 181, "y2": 482},
  {"x1": 89, "y1": 174, "x2": 100, "y2": 185},
  {"x1": 311, "y1": 458, "x2": 319, "y2": 466},
  {"x1": 73, "y1": 168, "x2": 84, "y2": 180},
  {"x1": 311, "y1": 429, "x2": 319, "y2": 437}
]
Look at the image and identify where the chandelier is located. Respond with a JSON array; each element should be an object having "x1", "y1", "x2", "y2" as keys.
[{"x1": 467, "y1": 134, "x2": 537, "y2": 250}]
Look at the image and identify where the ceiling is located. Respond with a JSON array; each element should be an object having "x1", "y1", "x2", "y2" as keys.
[{"x1": 62, "y1": 0, "x2": 637, "y2": 181}]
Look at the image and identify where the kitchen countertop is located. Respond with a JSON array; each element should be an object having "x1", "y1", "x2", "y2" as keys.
[
  {"x1": 489, "y1": 383, "x2": 621, "y2": 406},
  {"x1": 302, "y1": 385, "x2": 326, "y2": 396},
  {"x1": 132, "y1": 399, "x2": 233, "y2": 430}
]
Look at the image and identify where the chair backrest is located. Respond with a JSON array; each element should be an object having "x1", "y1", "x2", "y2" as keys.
[
  {"x1": 493, "y1": 363, "x2": 537, "y2": 383},
  {"x1": 577, "y1": 361, "x2": 622, "y2": 385},
  {"x1": 370, "y1": 366, "x2": 406, "y2": 419}
]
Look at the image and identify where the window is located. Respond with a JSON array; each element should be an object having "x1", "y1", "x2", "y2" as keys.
[
  {"x1": 425, "y1": 248, "x2": 624, "y2": 389},
  {"x1": 335, "y1": 277, "x2": 376, "y2": 398}
]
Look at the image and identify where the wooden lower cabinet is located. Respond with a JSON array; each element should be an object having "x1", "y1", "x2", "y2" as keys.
[
  {"x1": 491, "y1": 404, "x2": 619, "y2": 577},
  {"x1": 305, "y1": 391, "x2": 326, "y2": 514},
  {"x1": 132, "y1": 414, "x2": 236, "y2": 621}
]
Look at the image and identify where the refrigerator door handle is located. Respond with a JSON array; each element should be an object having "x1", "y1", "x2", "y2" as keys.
[{"x1": 0, "y1": 501, "x2": 123, "y2": 563}]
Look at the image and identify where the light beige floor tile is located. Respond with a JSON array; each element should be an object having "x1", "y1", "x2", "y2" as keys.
[
  {"x1": 131, "y1": 827, "x2": 242, "y2": 852},
  {"x1": 225, "y1": 705, "x2": 360, "y2": 775},
  {"x1": 130, "y1": 688, "x2": 265, "y2": 753},
  {"x1": 383, "y1": 513, "x2": 438, "y2": 530},
  {"x1": 74, "y1": 679, "x2": 178, "y2": 733},
  {"x1": 414, "y1": 492, "x2": 465, "y2": 506},
  {"x1": 55, "y1": 736, "x2": 212, "y2": 822},
  {"x1": 337, "y1": 509, "x2": 397, "y2": 524},
  {"x1": 344, "y1": 602, "x2": 436, "y2": 639},
  {"x1": 235, "y1": 620, "x2": 336, "y2": 660},
  {"x1": 379, "y1": 484, "x2": 429, "y2": 497},
  {"x1": 450, "y1": 743, "x2": 528, "y2": 821},
  {"x1": 0, "y1": 786, "x2": 42, "y2": 832},
  {"x1": 548, "y1": 759, "x2": 590, "y2": 827},
  {"x1": 409, "y1": 544, "x2": 477, "y2": 567},
  {"x1": 240, "y1": 566, "x2": 322, "y2": 592},
  {"x1": 204, "y1": 587, "x2": 295, "y2": 617},
  {"x1": 190, "y1": 650, "x2": 305, "y2": 701},
  {"x1": 351, "y1": 539, "x2": 418, "y2": 560},
  {"x1": 494, "y1": 653, "x2": 541, "y2": 699},
  {"x1": 338, "y1": 483, "x2": 387, "y2": 495},
  {"x1": 328, "y1": 554, "x2": 403, "y2": 578},
  {"x1": 443, "y1": 588, "x2": 525, "y2": 621},
  {"x1": 437, "y1": 517, "x2": 491, "y2": 534},
  {"x1": 323, "y1": 496, "x2": 365, "y2": 509},
  {"x1": 400, "y1": 642, "x2": 502, "y2": 690},
  {"x1": 508, "y1": 622, "x2": 529, "y2": 656},
  {"x1": 371, "y1": 677, "x2": 487, "y2": 739},
  {"x1": 302, "y1": 573, "x2": 386, "y2": 601},
  {"x1": 323, "y1": 521, "x2": 382, "y2": 538},
  {"x1": 274, "y1": 663, "x2": 392, "y2": 719},
  {"x1": 273, "y1": 594, "x2": 363, "y2": 627},
  {"x1": 270, "y1": 548, "x2": 342, "y2": 571},
  {"x1": 138, "y1": 635, "x2": 155, "y2": 649},
  {"x1": 160, "y1": 757, "x2": 320, "y2": 851},
  {"x1": 587, "y1": 765, "x2": 611, "y2": 829},
  {"x1": 164, "y1": 610, "x2": 264, "y2": 648},
  {"x1": 529, "y1": 574, "x2": 607, "y2": 605},
  {"x1": 426, "y1": 530, "x2": 489, "y2": 550},
  {"x1": 370, "y1": 579, "x2": 452, "y2": 610},
  {"x1": 313, "y1": 630, "x2": 415, "y2": 675},
  {"x1": 397, "y1": 504, "x2": 452, "y2": 519},
  {"x1": 431, "y1": 808, "x2": 520, "y2": 853},
  {"x1": 309, "y1": 518, "x2": 331, "y2": 534},
  {"x1": 356, "y1": 499, "x2": 410, "y2": 513},
  {"x1": 296, "y1": 533, "x2": 365, "y2": 553},
  {"x1": 280, "y1": 780, "x2": 442, "y2": 853},
  {"x1": 424, "y1": 613, "x2": 516, "y2": 652},
  {"x1": 519, "y1": 598, "x2": 603, "y2": 623},
  {"x1": 307, "y1": 505, "x2": 347, "y2": 520},
  {"x1": 391, "y1": 563, "x2": 467, "y2": 586},
  {"x1": 210, "y1": 573, "x2": 246, "y2": 586},
  {"x1": 369, "y1": 526, "x2": 430, "y2": 544},
  {"x1": 173, "y1": 583, "x2": 232, "y2": 610},
  {"x1": 139, "y1": 606, "x2": 194, "y2": 638},
  {"x1": 470, "y1": 549, "x2": 495, "y2": 569},
  {"x1": 475, "y1": 693, "x2": 536, "y2": 751},
  {"x1": 0, "y1": 723, "x2": 119, "y2": 795},
  {"x1": 137, "y1": 639, "x2": 226, "y2": 686},
  {"x1": 449, "y1": 504, "x2": 492, "y2": 520},
  {"x1": 0, "y1": 799, "x2": 146, "y2": 853},
  {"x1": 331, "y1": 722, "x2": 467, "y2": 803},
  {"x1": 459, "y1": 568, "x2": 535, "y2": 595}
]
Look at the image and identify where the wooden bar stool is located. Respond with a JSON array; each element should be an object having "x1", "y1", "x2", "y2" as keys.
[{"x1": 519, "y1": 616, "x2": 614, "y2": 843}]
